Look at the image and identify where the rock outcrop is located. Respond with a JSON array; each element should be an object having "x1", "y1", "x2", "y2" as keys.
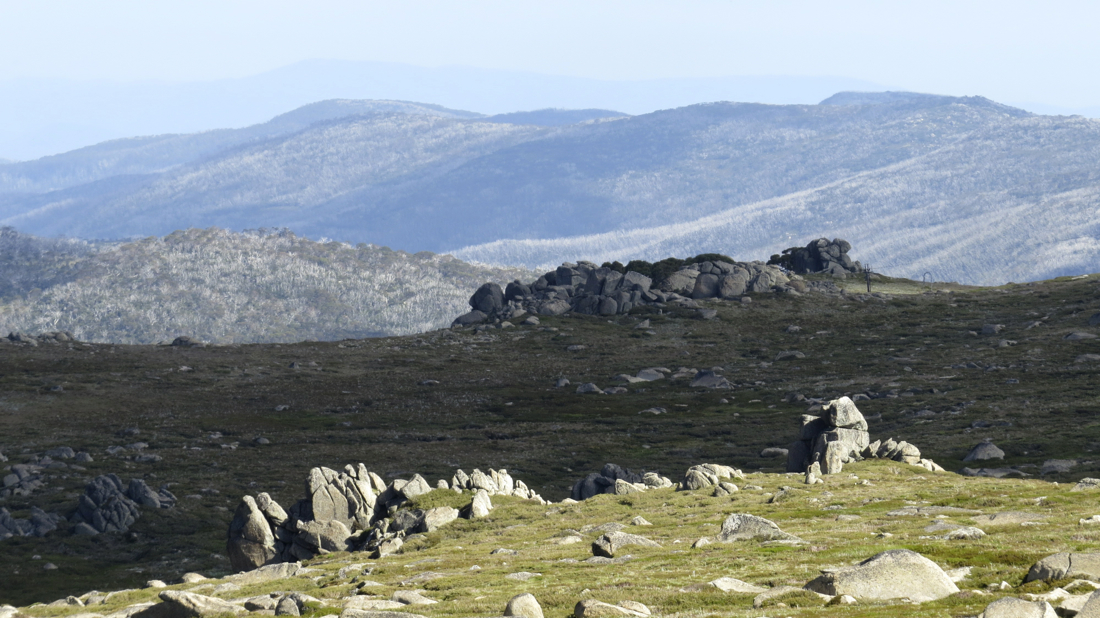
[
  {"x1": 804, "y1": 549, "x2": 959, "y2": 602},
  {"x1": 71, "y1": 474, "x2": 176, "y2": 535},
  {"x1": 570, "y1": 464, "x2": 672, "y2": 501},
  {"x1": 768, "y1": 238, "x2": 863, "y2": 276},
  {"x1": 228, "y1": 464, "x2": 545, "y2": 572},
  {"x1": 453, "y1": 259, "x2": 801, "y2": 325},
  {"x1": 786, "y1": 396, "x2": 942, "y2": 475},
  {"x1": 0, "y1": 507, "x2": 63, "y2": 539}
]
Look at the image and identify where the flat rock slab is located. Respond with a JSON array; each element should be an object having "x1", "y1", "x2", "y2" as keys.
[
  {"x1": 573, "y1": 600, "x2": 648, "y2": 618},
  {"x1": 887, "y1": 506, "x2": 982, "y2": 517},
  {"x1": 805, "y1": 549, "x2": 959, "y2": 602},
  {"x1": 340, "y1": 611, "x2": 429, "y2": 618},
  {"x1": 972, "y1": 512, "x2": 1049, "y2": 526},
  {"x1": 978, "y1": 597, "x2": 1057, "y2": 618},
  {"x1": 708, "y1": 577, "x2": 768, "y2": 594},
  {"x1": 133, "y1": 591, "x2": 245, "y2": 618}
]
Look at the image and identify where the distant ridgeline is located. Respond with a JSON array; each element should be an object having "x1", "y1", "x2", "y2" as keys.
[{"x1": 453, "y1": 238, "x2": 863, "y2": 326}]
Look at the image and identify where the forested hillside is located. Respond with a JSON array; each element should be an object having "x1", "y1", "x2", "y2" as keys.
[
  {"x1": 0, "y1": 227, "x2": 532, "y2": 343},
  {"x1": 0, "y1": 93, "x2": 1097, "y2": 284}
]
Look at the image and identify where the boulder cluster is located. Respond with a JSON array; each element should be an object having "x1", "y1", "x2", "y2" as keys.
[
  {"x1": 786, "y1": 396, "x2": 943, "y2": 475},
  {"x1": 570, "y1": 463, "x2": 742, "y2": 501},
  {"x1": 71, "y1": 474, "x2": 177, "y2": 535},
  {"x1": 0, "y1": 507, "x2": 63, "y2": 539},
  {"x1": 571, "y1": 464, "x2": 673, "y2": 500},
  {"x1": 769, "y1": 238, "x2": 864, "y2": 276},
  {"x1": 1, "y1": 330, "x2": 77, "y2": 346},
  {"x1": 227, "y1": 464, "x2": 545, "y2": 573},
  {"x1": 454, "y1": 259, "x2": 801, "y2": 325}
]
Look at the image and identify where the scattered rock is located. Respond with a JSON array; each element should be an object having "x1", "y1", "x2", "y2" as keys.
[
  {"x1": 804, "y1": 549, "x2": 960, "y2": 602},
  {"x1": 708, "y1": 577, "x2": 767, "y2": 594},
  {"x1": 591, "y1": 531, "x2": 660, "y2": 557},
  {"x1": 689, "y1": 370, "x2": 730, "y2": 389},
  {"x1": 1066, "y1": 332, "x2": 1099, "y2": 341},
  {"x1": 576, "y1": 383, "x2": 604, "y2": 395},
  {"x1": 504, "y1": 593, "x2": 543, "y2": 618},
  {"x1": 972, "y1": 512, "x2": 1047, "y2": 527},
  {"x1": 504, "y1": 572, "x2": 542, "y2": 582},
  {"x1": 1042, "y1": 459, "x2": 1077, "y2": 475},
  {"x1": 630, "y1": 516, "x2": 652, "y2": 526},
  {"x1": 1074, "y1": 478, "x2": 1100, "y2": 491},
  {"x1": 717, "y1": 513, "x2": 802, "y2": 543},
  {"x1": 391, "y1": 591, "x2": 436, "y2": 606},
  {"x1": 573, "y1": 600, "x2": 649, "y2": 618},
  {"x1": 964, "y1": 441, "x2": 1006, "y2": 462},
  {"x1": 977, "y1": 597, "x2": 1057, "y2": 618}
]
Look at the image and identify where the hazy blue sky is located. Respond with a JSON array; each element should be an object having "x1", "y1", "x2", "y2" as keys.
[{"x1": 2, "y1": 0, "x2": 1099, "y2": 110}]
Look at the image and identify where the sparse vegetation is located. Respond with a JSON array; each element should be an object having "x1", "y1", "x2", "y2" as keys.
[{"x1": 0, "y1": 269, "x2": 1097, "y2": 613}]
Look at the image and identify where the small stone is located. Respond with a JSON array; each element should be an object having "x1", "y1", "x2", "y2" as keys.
[
  {"x1": 505, "y1": 593, "x2": 544, "y2": 618},
  {"x1": 630, "y1": 516, "x2": 652, "y2": 526}
]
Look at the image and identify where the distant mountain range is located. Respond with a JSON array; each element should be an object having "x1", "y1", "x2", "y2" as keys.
[
  {"x1": 0, "y1": 227, "x2": 532, "y2": 343},
  {"x1": 0, "y1": 60, "x2": 891, "y2": 160},
  {"x1": 1, "y1": 91, "x2": 1098, "y2": 285}
]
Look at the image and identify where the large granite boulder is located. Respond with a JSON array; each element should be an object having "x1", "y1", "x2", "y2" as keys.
[
  {"x1": 1025, "y1": 552, "x2": 1100, "y2": 582},
  {"x1": 717, "y1": 513, "x2": 802, "y2": 543},
  {"x1": 227, "y1": 496, "x2": 277, "y2": 572},
  {"x1": 804, "y1": 549, "x2": 959, "y2": 602}
]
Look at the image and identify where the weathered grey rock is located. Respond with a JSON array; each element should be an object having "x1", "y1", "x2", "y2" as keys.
[
  {"x1": 591, "y1": 531, "x2": 661, "y2": 557},
  {"x1": 400, "y1": 475, "x2": 432, "y2": 500},
  {"x1": 576, "y1": 383, "x2": 604, "y2": 395},
  {"x1": 340, "y1": 610, "x2": 428, "y2": 618},
  {"x1": 964, "y1": 441, "x2": 1006, "y2": 462},
  {"x1": 74, "y1": 474, "x2": 143, "y2": 534},
  {"x1": 470, "y1": 283, "x2": 505, "y2": 314},
  {"x1": 635, "y1": 369, "x2": 664, "y2": 381},
  {"x1": 468, "y1": 490, "x2": 493, "y2": 519},
  {"x1": 978, "y1": 597, "x2": 1057, "y2": 618},
  {"x1": 504, "y1": 593, "x2": 543, "y2": 618},
  {"x1": 824, "y1": 396, "x2": 868, "y2": 430},
  {"x1": 689, "y1": 370, "x2": 730, "y2": 389},
  {"x1": 1042, "y1": 459, "x2": 1077, "y2": 475},
  {"x1": 1026, "y1": 553, "x2": 1100, "y2": 583},
  {"x1": 717, "y1": 513, "x2": 802, "y2": 543},
  {"x1": 944, "y1": 526, "x2": 986, "y2": 540},
  {"x1": 226, "y1": 496, "x2": 277, "y2": 573},
  {"x1": 709, "y1": 577, "x2": 767, "y2": 593},
  {"x1": 135, "y1": 591, "x2": 244, "y2": 618},
  {"x1": 344, "y1": 600, "x2": 405, "y2": 611},
  {"x1": 417, "y1": 507, "x2": 458, "y2": 533},
  {"x1": 391, "y1": 591, "x2": 435, "y2": 606},
  {"x1": 804, "y1": 549, "x2": 960, "y2": 602},
  {"x1": 1075, "y1": 589, "x2": 1100, "y2": 617},
  {"x1": 573, "y1": 600, "x2": 647, "y2": 618},
  {"x1": 275, "y1": 597, "x2": 300, "y2": 616},
  {"x1": 452, "y1": 310, "x2": 488, "y2": 326},
  {"x1": 296, "y1": 519, "x2": 352, "y2": 552},
  {"x1": 372, "y1": 537, "x2": 403, "y2": 558},
  {"x1": 228, "y1": 562, "x2": 302, "y2": 584}
]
